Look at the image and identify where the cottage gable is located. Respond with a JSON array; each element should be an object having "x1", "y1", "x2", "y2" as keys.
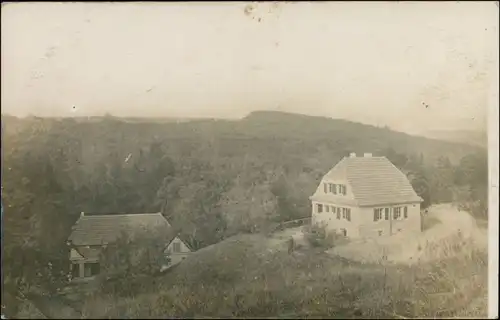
[{"x1": 164, "y1": 236, "x2": 192, "y2": 254}]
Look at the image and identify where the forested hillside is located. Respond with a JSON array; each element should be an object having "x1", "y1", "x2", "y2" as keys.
[
  {"x1": 1, "y1": 111, "x2": 488, "y2": 313},
  {"x1": 417, "y1": 129, "x2": 488, "y2": 149}
]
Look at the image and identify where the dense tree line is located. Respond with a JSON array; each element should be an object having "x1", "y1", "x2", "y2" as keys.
[
  {"x1": 383, "y1": 147, "x2": 487, "y2": 218},
  {"x1": 1, "y1": 114, "x2": 487, "y2": 310}
]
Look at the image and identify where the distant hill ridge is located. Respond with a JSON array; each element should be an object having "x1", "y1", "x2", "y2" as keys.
[
  {"x1": 2, "y1": 110, "x2": 481, "y2": 165},
  {"x1": 417, "y1": 129, "x2": 487, "y2": 149}
]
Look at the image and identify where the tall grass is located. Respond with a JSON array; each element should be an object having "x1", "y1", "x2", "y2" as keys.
[{"x1": 79, "y1": 232, "x2": 488, "y2": 319}]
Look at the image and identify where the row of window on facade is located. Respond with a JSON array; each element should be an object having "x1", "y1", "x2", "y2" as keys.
[
  {"x1": 373, "y1": 206, "x2": 408, "y2": 221},
  {"x1": 323, "y1": 183, "x2": 347, "y2": 195},
  {"x1": 316, "y1": 204, "x2": 351, "y2": 221}
]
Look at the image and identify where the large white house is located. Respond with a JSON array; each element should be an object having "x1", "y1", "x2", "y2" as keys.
[{"x1": 309, "y1": 152, "x2": 423, "y2": 238}]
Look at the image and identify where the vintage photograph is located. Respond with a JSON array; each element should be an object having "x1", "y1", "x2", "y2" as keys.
[{"x1": 1, "y1": 2, "x2": 498, "y2": 319}]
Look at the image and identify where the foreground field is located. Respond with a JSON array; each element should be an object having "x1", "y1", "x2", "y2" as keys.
[
  {"x1": 76, "y1": 207, "x2": 488, "y2": 319},
  {"x1": 12, "y1": 204, "x2": 488, "y2": 319}
]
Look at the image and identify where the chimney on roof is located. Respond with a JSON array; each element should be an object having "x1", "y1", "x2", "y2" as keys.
[
  {"x1": 349, "y1": 152, "x2": 356, "y2": 158},
  {"x1": 364, "y1": 153, "x2": 373, "y2": 157}
]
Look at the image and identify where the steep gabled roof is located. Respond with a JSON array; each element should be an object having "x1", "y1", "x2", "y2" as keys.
[
  {"x1": 322, "y1": 156, "x2": 422, "y2": 207},
  {"x1": 68, "y1": 212, "x2": 171, "y2": 246}
]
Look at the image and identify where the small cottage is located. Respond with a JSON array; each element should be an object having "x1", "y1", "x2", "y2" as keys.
[
  {"x1": 67, "y1": 212, "x2": 193, "y2": 281},
  {"x1": 310, "y1": 152, "x2": 423, "y2": 238}
]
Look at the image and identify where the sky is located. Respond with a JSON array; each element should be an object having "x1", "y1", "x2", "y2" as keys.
[{"x1": 1, "y1": 2, "x2": 498, "y2": 134}]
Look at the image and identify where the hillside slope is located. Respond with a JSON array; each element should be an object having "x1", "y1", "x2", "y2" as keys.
[
  {"x1": 78, "y1": 225, "x2": 488, "y2": 319},
  {"x1": 2, "y1": 111, "x2": 488, "y2": 319}
]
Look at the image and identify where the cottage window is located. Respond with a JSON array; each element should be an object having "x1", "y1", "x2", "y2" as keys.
[
  {"x1": 317, "y1": 204, "x2": 323, "y2": 213},
  {"x1": 90, "y1": 262, "x2": 100, "y2": 276},
  {"x1": 84, "y1": 262, "x2": 100, "y2": 277},
  {"x1": 173, "y1": 242, "x2": 181, "y2": 253},
  {"x1": 71, "y1": 263, "x2": 79, "y2": 278},
  {"x1": 346, "y1": 209, "x2": 351, "y2": 222},
  {"x1": 336, "y1": 208, "x2": 341, "y2": 219},
  {"x1": 332, "y1": 184, "x2": 337, "y2": 194},
  {"x1": 324, "y1": 183, "x2": 328, "y2": 193},
  {"x1": 342, "y1": 208, "x2": 346, "y2": 219},
  {"x1": 326, "y1": 205, "x2": 330, "y2": 213},
  {"x1": 404, "y1": 206, "x2": 408, "y2": 218},
  {"x1": 328, "y1": 183, "x2": 334, "y2": 193},
  {"x1": 384, "y1": 208, "x2": 390, "y2": 220},
  {"x1": 373, "y1": 208, "x2": 382, "y2": 221}
]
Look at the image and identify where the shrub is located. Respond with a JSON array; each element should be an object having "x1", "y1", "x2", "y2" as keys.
[
  {"x1": 98, "y1": 229, "x2": 171, "y2": 297},
  {"x1": 303, "y1": 223, "x2": 336, "y2": 249}
]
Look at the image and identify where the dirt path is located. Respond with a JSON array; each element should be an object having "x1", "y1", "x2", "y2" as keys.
[{"x1": 267, "y1": 226, "x2": 304, "y2": 249}]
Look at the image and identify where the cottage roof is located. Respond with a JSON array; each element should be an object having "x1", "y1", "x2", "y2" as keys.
[
  {"x1": 318, "y1": 156, "x2": 422, "y2": 207},
  {"x1": 67, "y1": 212, "x2": 171, "y2": 246}
]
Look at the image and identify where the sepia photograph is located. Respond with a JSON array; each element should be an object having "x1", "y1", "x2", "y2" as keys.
[{"x1": 1, "y1": 2, "x2": 498, "y2": 319}]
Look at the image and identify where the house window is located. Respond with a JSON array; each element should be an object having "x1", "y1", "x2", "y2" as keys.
[
  {"x1": 326, "y1": 205, "x2": 330, "y2": 213},
  {"x1": 332, "y1": 184, "x2": 337, "y2": 194},
  {"x1": 173, "y1": 242, "x2": 181, "y2": 253},
  {"x1": 329, "y1": 183, "x2": 334, "y2": 193},
  {"x1": 336, "y1": 208, "x2": 341, "y2": 219},
  {"x1": 338, "y1": 185, "x2": 346, "y2": 195},
  {"x1": 404, "y1": 206, "x2": 408, "y2": 218},
  {"x1": 317, "y1": 204, "x2": 323, "y2": 213},
  {"x1": 373, "y1": 208, "x2": 382, "y2": 221},
  {"x1": 324, "y1": 183, "x2": 328, "y2": 193},
  {"x1": 342, "y1": 208, "x2": 346, "y2": 219},
  {"x1": 346, "y1": 208, "x2": 351, "y2": 222},
  {"x1": 384, "y1": 208, "x2": 390, "y2": 220},
  {"x1": 394, "y1": 207, "x2": 401, "y2": 220}
]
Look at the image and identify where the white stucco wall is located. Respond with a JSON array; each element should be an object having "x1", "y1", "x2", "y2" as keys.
[
  {"x1": 311, "y1": 201, "x2": 360, "y2": 238},
  {"x1": 357, "y1": 203, "x2": 422, "y2": 238},
  {"x1": 311, "y1": 201, "x2": 422, "y2": 239}
]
